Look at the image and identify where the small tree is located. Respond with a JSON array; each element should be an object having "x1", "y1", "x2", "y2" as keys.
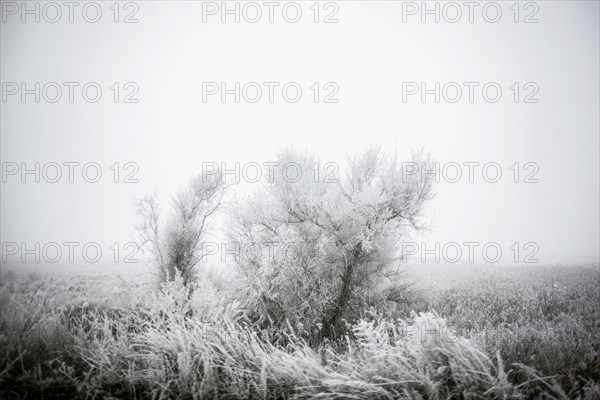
[
  {"x1": 135, "y1": 171, "x2": 227, "y2": 286},
  {"x1": 230, "y1": 148, "x2": 435, "y2": 338}
]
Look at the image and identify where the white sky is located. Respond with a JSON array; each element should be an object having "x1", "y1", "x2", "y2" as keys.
[{"x1": 1, "y1": 1, "x2": 599, "y2": 269}]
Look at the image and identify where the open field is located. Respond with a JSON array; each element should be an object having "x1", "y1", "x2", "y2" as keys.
[{"x1": 1, "y1": 263, "x2": 598, "y2": 399}]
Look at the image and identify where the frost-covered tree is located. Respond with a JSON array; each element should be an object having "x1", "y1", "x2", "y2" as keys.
[
  {"x1": 135, "y1": 171, "x2": 227, "y2": 286},
  {"x1": 230, "y1": 148, "x2": 435, "y2": 338}
]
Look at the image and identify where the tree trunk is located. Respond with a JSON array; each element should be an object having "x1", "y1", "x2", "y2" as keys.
[{"x1": 322, "y1": 241, "x2": 362, "y2": 339}]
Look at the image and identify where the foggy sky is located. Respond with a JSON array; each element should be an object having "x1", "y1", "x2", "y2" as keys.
[{"x1": 1, "y1": 1, "x2": 599, "y2": 269}]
